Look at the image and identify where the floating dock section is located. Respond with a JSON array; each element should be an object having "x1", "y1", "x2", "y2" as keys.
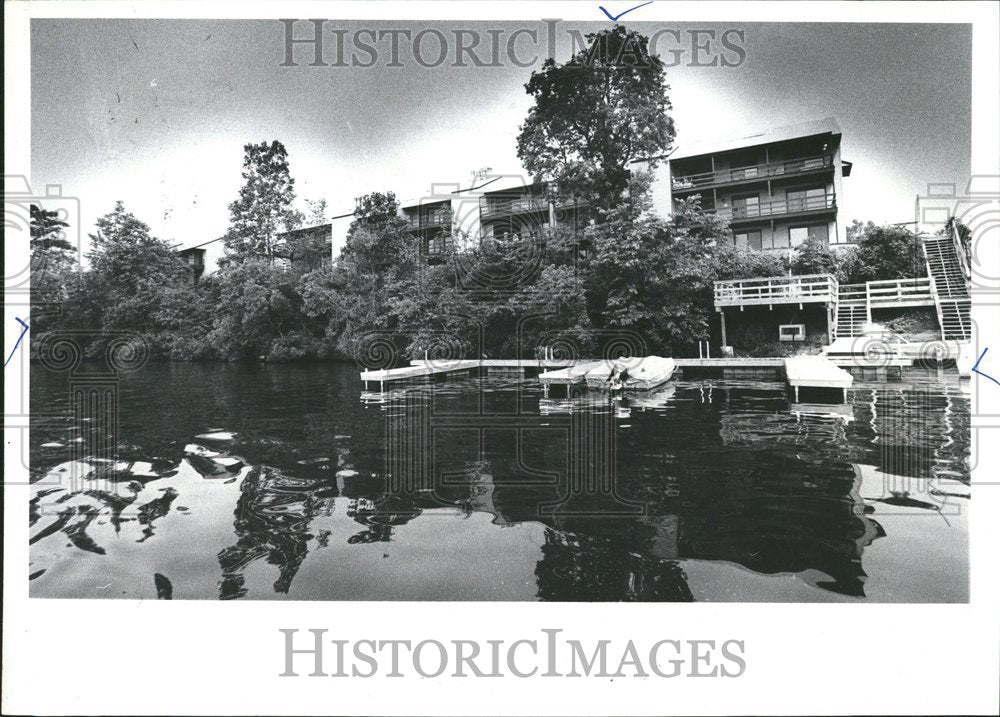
[
  {"x1": 537, "y1": 360, "x2": 608, "y2": 397},
  {"x1": 784, "y1": 355, "x2": 854, "y2": 402},
  {"x1": 359, "y1": 358, "x2": 576, "y2": 390}
]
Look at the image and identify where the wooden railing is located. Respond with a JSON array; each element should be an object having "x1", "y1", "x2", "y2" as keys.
[
  {"x1": 407, "y1": 210, "x2": 451, "y2": 229},
  {"x1": 837, "y1": 283, "x2": 868, "y2": 304},
  {"x1": 672, "y1": 154, "x2": 833, "y2": 191},
  {"x1": 866, "y1": 277, "x2": 934, "y2": 306},
  {"x1": 424, "y1": 237, "x2": 455, "y2": 255},
  {"x1": 714, "y1": 273, "x2": 838, "y2": 306},
  {"x1": 480, "y1": 196, "x2": 549, "y2": 218},
  {"x1": 705, "y1": 193, "x2": 836, "y2": 222}
]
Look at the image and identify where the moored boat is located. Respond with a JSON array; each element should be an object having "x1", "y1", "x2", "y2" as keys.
[{"x1": 586, "y1": 356, "x2": 676, "y2": 392}]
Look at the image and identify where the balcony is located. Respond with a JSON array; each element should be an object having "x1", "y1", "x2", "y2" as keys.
[
  {"x1": 480, "y1": 196, "x2": 549, "y2": 219},
  {"x1": 714, "y1": 274, "x2": 838, "y2": 308},
  {"x1": 706, "y1": 193, "x2": 836, "y2": 225},
  {"x1": 423, "y1": 236, "x2": 455, "y2": 257},
  {"x1": 672, "y1": 155, "x2": 834, "y2": 193},
  {"x1": 407, "y1": 210, "x2": 451, "y2": 231}
]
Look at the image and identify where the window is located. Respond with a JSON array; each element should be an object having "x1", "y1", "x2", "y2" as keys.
[
  {"x1": 764, "y1": 231, "x2": 790, "y2": 250},
  {"x1": 786, "y1": 186, "x2": 827, "y2": 212},
  {"x1": 732, "y1": 194, "x2": 760, "y2": 219},
  {"x1": 733, "y1": 231, "x2": 762, "y2": 250},
  {"x1": 779, "y1": 324, "x2": 806, "y2": 342},
  {"x1": 789, "y1": 224, "x2": 829, "y2": 247}
]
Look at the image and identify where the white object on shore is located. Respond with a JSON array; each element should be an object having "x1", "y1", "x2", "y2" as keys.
[
  {"x1": 184, "y1": 444, "x2": 221, "y2": 458},
  {"x1": 213, "y1": 456, "x2": 244, "y2": 470},
  {"x1": 196, "y1": 431, "x2": 236, "y2": 441}
]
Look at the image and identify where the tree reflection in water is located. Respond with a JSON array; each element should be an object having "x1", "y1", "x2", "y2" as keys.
[{"x1": 28, "y1": 363, "x2": 969, "y2": 601}]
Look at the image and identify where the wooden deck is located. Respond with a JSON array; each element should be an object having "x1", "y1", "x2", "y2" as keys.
[
  {"x1": 359, "y1": 354, "x2": 917, "y2": 392},
  {"x1": 784, "y1": 355, "x2": 853, "y2": 401},
  {"x1": 360, "y1": 358, "x2": 576, "y2": 389}
]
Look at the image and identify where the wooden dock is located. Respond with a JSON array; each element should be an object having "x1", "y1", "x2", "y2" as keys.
[
  {"x1": 537, "y1": 360, "x2": 608, "y2": 396},
  {"x1": 359, "y1": 358, "x2": 575, "y2": 390},
  {"x1": 359, "y1": 354, "x2": 913, "y2": 392},
  {"x1": 784, "y1": 355, "x2": 853, "y2": 402}
]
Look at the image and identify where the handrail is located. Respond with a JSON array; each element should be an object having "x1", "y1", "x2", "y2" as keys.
[
  {"x1": 950, "y1": 223, "x2": 972, "y2": 282},
  {"x1": 407, "y1": 210, "x2": 451, "y2": 229},
  {"x1": 704, "y1": 193, "x2": 836, "y2": 221},
  {"x1": 673, "y1": 154, "x2": 833, "y2": 190},
  {"x1": 480, "y1": 196, "x2": 549, "y2": 218},
  {"x1": 714, "y1": 273, "x2": 837, "y2": 304},
  {"x1": 865, "y1": 277, "x2": 934, "y2": 304}
]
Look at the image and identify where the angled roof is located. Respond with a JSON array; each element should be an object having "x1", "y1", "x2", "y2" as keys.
[{"x1": 669, "y1": 117, "x2": 842, "y2": 161}]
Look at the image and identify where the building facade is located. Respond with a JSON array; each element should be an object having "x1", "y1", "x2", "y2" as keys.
[
  {"x1": 401, "y1": 177, "x2": 588, "y2": 260},
  {"x1": 648, "y1": 117, "x2": 852, "y2": 252},
  {"x1": 177, "y1": 246, "x2": 206, "y2": 283}
]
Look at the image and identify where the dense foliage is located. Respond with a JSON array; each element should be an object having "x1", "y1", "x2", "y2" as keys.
[
  {"x1": 516, "y1": 26, "x2": 675, "y2": 211},
  {"x1": 28, "y1": 24, "x2": 933, "y2": 366}
]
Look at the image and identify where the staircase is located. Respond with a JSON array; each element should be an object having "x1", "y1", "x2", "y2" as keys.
[
  {"x1": 922, "y1": 234, "x2": 972, "y2": 341},
  {"x1": 835, "y1": 303, "x2": 868, "y2": 338},
  {"x1": 833, "y1": 283, "x2": 869, "y2": 339}
]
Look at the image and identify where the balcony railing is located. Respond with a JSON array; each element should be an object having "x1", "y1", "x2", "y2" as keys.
[
  {"x1": 672, "y1": 154, "x2": 834, "y2": 191},
  {"x1": 480, "y1": 196, "x2": 549, "y2": 218},
  {"x1": 407, "y1": 210, "x2": 452, "y2": 230},
  {"x1": 424, "y1": 237, "x2": 455, "y2": 256},
  {"x1": 706, "y1": 193, "x2": 836, "y2": 223},
  {"x1": 714, "y1": 273, "x2": 838, "y2": 307}
]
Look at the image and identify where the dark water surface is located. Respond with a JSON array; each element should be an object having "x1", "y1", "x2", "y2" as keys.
[{"x1": 29, "y1": 362, "x2": 970, "y2": 601}]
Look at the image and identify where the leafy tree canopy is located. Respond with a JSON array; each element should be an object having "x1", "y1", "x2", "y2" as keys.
[{"x1": 516, "y1": 25, "x2": 675, "y2": 212}]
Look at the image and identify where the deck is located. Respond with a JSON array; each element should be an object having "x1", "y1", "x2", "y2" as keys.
[
  {"x1": 714, "y1": 274, "x2": 837, "y2": 308},
  {"x1": 360, "y1": 355, "x2": 915, "y2": 391},
  {"x1": 784, "y1": 355, "x2": 853, "y2": 401},
  {"x1": 360, "y1": 358, "x2": 577, "y2": 390}
]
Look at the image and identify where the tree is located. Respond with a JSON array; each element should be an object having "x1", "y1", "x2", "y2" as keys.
[
  {"x1": 305, "y1": 198, "x2": 329, "y2": 225},
  {"x1": 30, "y1": 205, "x2": 74, "y2": 254},
  {"x1": 792, "y1": 235, "x2": 838, "y2": 276},
  {"x1": 516, "y1": 25, "x2": 675, "y2": 212},
  {"x1": 223, "y1": 140, "x2": 299, "y2": 262},
  {"x1": 840, "y1": 222, "x2": 924, "y2": 283},
  {"x1": 30, "y1": 205, "x2": 78, "y2": 333}
]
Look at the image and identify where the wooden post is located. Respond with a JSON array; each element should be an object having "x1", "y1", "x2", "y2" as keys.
[
  {"x1": 794, "y1": 385, "x2": 800, "y2": 402},
  {"x1": 719, "y1": 309, "x2": 728, "y2": 348}
]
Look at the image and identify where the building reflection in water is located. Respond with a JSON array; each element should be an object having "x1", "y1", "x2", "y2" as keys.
[{"x1": 205, "y1": 375, "x2": 968, "y2": 600}]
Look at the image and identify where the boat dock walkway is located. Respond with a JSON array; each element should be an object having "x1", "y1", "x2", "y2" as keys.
[
  {"x1": 784, "y1": 355, "x2": 854, "y2": 401},
  {"x1": 359, "y1": 358, "x2": 574, "y2": 391},
  {"x1": 359, "y1": 354, "x2": 913, "y2": 391}
]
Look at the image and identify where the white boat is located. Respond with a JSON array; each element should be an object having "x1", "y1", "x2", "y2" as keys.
[
  {"x1": 624, "y1": 356, "x2": 676, "y2": 390},
  {"x1": 584, "y1": 359, "x2": 630, "y2": 389},
  {"x1": 586, "y1": 356, "x2": 676, "y2": 392}
]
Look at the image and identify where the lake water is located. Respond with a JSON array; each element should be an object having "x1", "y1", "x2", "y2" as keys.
[{"x1": 29, "y1": 362, "x2": 970, "y2": 602}]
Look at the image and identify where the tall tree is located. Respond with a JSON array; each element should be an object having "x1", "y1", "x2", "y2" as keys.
[
  {"x1": 30, "y1": 205, "x2": 74, "y2": 254},
  {"x1": 224, "y1": 140, "x2": 298, "y2": 262},
  {"x1": 82, "y1": 201, "x2": 188, "y2": 334},
  {"x1": 30, "y1": 205, "x2": 78, "y2": 333},
  {"x1": 516, "y1": 25, "x2": 675, "y2": 211}
]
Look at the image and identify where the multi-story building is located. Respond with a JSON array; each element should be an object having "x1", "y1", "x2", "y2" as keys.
[
  {"x1": 401, "y1": 177, "x2": 589, "y2": 260},
  {"x1": 479, "y1": 181, "x2": 588, "y2": 242},
  {"x1": 176, "y1": 246, "x2": 206, "y2": 283},
  {"x1": 401, "y1": 198, "x2": 455, "y2": 261},
  {"x1": 654, "y1": 117, "x2": 852, "y2": 251}
]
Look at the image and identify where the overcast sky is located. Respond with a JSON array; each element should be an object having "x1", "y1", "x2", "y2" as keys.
[{"x1": 31, "y1": 20, "x2": 971, "y2": 265}]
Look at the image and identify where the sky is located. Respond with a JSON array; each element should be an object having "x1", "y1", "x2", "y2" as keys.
[{"x1": 31, "y1": 19, "x2": 971, "y2": 268}]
